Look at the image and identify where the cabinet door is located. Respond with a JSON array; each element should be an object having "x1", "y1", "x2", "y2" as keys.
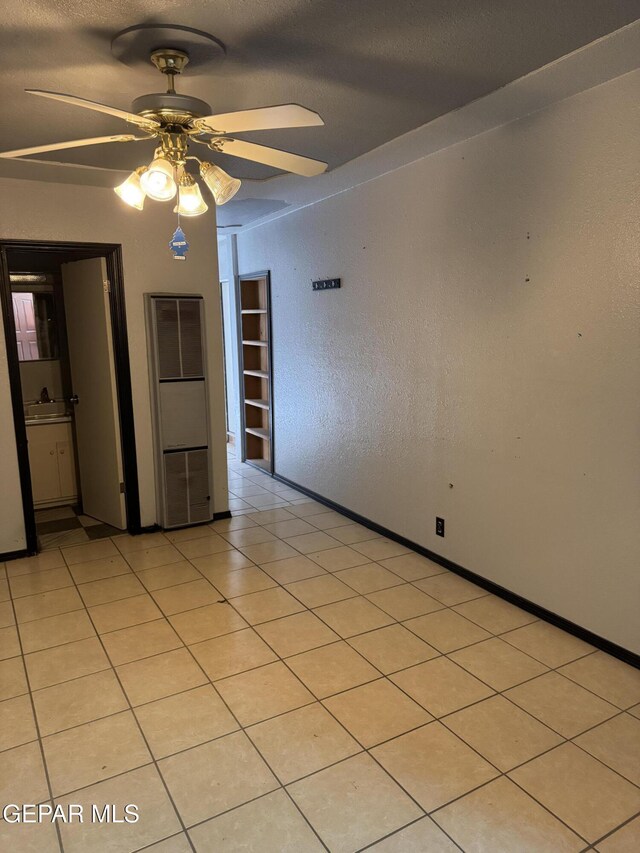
[
  {"x1": 28, "y1": 438, "x2": 61, "y2": 503},
  {"x1": 56, "y1": 441, "x2": 77, "y2": 498}
]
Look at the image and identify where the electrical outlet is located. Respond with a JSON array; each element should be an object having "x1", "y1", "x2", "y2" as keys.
[{"x1": 436, "y1": 517, "x2": 445, "y2": 537}]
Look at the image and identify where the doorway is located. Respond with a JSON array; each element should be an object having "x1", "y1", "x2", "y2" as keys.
[{"x1": 0, "y1": 240, "x2": 141, "y2": 555}]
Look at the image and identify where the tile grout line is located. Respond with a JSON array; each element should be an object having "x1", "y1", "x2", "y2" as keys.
[
  {"x1": 208, "y1": 578, "x2": 437, "y2": 843},
  {"x1": 3, "y1": 588, "x2": 564, "y2": 843},
  {"x1": 132, "y1": 829, "x2": 192, "y2": 852},
  {"x1": 355, "y1": 813, "x2": 466, "y2": 853},
  {"x1": 11, "y1": 597, "x2": 635, "y2": 837},
  {"x1": 9, "y1": 546, "x2": 635, "y2": 733},
  {"x1": 5, "y1": 578, "x2": 65, "y2": 853},
  {"x1": 152, "y1": 525, "x2": 420, "y2": 847},
  {"x1": 7, "y1": 475, "x2": 640, "y2": 849},
  {"x1": 235, "y1": 494, "x2": 640, "y2": 841},
  {"x1": 140, "y1": 588, "x2": 332, "y2": 850},
  {"x1": 92, "y1": 508, "x2": 334, "y2": 849},
  {"x1": 587, "y1": 807, "x2": 640, "y2": 850},
  {"x1": 378, "y1": 642, "x2": 640, "y2": 814},
  {"x1": 49, "y1": 548, "x2": 200, "y2": 853},
  {"x1": 180, "y1": 520, "x2": 380, "y2": 849},
  {"x1": 9, "y1": 544, "x2": 634, "y2": 718}
]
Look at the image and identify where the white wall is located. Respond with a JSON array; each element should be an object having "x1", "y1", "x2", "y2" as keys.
[
  {"x1": 0, "y1": 179, "x2": 228, "y2": 552},
  {"x1": 236, "y1": 70, "x2": 640, "y2": 653}
]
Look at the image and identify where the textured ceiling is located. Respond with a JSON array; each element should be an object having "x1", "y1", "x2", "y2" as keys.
[{"x1": 2, "y1": 0, "x2": 639, "y2": 224}]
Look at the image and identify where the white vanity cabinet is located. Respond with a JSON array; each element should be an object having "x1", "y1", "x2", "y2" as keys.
[{"x1": 26, "y1": 421, "x2": 78, "y2": 506}]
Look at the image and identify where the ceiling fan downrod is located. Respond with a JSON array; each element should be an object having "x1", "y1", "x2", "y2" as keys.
[{"x1": 150, "y1": 49, "x2": 190, "y2": 95}]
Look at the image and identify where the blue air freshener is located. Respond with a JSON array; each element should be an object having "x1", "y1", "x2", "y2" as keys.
[{"x1": 169, "y1": 226, "x2": 189, "y2": 260}]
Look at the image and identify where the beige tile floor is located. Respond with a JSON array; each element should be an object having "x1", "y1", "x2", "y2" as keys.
[{"x1": 1, "y1": 452, "x2": 639, "y2": 851}]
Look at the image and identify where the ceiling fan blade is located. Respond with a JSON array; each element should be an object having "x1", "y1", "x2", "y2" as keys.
[
  {"x1": 0, "y1": 158, "x2": 128, "y2": 174},
  {"x1": 0, "y1": 134, "x2": 143, "y2": 159},
  {"x1": 215, "y1": 138, "x2": 327, "y2": 177},
  {"x1": 195, "y1": 104, "x2": 323, "y2": 134},
  {"x1": 26, "y1": 90, "x2": 160, "y2": 131}
]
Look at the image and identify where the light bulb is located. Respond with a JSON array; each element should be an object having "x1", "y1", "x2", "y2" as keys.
[
  {"x1": 199, "y1": 161, "x2": 241, "y2": 205},
  {"x1": 174, "y1": 172, "x2": 208, "y2": 217},
  {"x1": 140, "y1": 151, "x2": 176, "y2": 201},
  {"x1": 114, "y1": 167, "x2": 147, "y2": 209}
]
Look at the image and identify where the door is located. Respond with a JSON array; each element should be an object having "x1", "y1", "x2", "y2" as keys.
[
  {"x1": 12, "y1": 292, "x2": 39, "y2": 359},
  {"x1": 61, "y1": 257, "x2": 126, "y2": 529}
]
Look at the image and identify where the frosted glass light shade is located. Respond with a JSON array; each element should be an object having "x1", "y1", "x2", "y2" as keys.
[
  {"x1": 200, "y1": 161, "x2": 241, "y2": 205},
  {"x1": 174, "y1": 175, "x2": 208, "y2": 216},
  {"x1": 114, "y1": 168, "x2": 146, "y2": 209},
  {"x1": 140, "y1": 154, "x2": 176, "y2": 201}
]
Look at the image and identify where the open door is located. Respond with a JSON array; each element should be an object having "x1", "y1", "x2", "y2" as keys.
[{"x1": 62, "y1": 257, "x2": 126, "y2": 529}]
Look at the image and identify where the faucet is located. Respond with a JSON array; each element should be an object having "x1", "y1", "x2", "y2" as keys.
[{"x1": 39, "y1": 387, "x2": 52, "y2": 403}]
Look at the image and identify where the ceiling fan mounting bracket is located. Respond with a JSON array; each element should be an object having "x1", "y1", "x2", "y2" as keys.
[
  {"x1": 111, "y1": 24, "x2": 226, "y2": 71},
  {"x1": 150, "y1": 48, "x2": 190, "y2": 78}
]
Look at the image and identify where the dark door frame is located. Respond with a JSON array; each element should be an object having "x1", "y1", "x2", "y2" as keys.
[{"x1": 0, "y1": 239, "x2": 141, "y2": 557}]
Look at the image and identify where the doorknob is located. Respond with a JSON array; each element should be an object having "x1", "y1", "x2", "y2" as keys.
[{"x1": 69, "y1": 394, "x2": 79, "y2": 405}]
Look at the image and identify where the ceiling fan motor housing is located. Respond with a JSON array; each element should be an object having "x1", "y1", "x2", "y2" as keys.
[{"x1": 131, "y1": 93, "x2": 212, "y2": 126}]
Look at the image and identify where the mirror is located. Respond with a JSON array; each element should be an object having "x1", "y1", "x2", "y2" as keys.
[{"x1": 11, "y1": 284, "x2": 60, "y2": 362}]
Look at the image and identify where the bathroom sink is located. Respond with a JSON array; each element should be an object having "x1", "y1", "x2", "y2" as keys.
[
  {"x1": 25, "y1": 414, "x2": 72, "y2": 424},
  {"x1": 25, "y1": 402, "x2": 69, "y2": 420}
]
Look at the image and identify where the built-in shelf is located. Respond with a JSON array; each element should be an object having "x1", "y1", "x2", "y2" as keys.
[
  {"x1": 245, "y1": 426, "x2": 270, "y2": 439},
  {"x1": 239, "y1": 273, "x2": 273, "y2": 473}
]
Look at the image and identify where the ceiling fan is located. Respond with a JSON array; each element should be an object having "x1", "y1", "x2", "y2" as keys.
[{"x1": 0, "y1": 38, "x2": 328, "y2": 216}]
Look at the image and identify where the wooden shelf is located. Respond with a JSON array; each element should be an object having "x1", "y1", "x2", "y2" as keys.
[
  {"x1": 245, "y1": 426, "x2": 270, "y2": 439},
  {"x1": 240, "y1": 273, "x2": 272, "y2": 473}
]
